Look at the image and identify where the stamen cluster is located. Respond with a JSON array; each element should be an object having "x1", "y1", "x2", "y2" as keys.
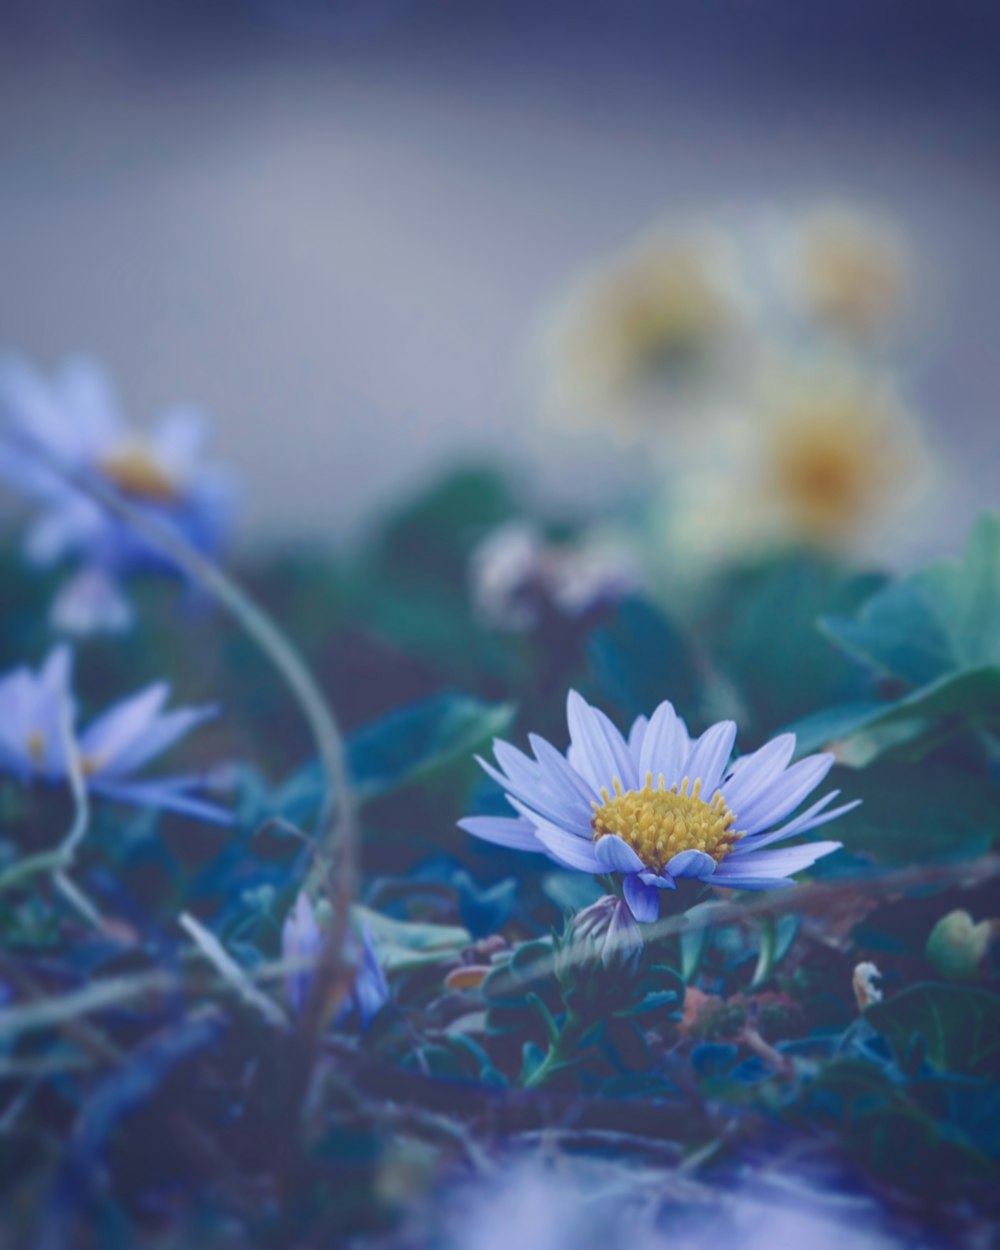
[{"x1": 592, "y1": 773, "x2": 741, "y2": 874}]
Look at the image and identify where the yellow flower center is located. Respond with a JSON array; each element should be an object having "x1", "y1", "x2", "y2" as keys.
[
  {"x1": 769, "y1": 410, "x2": 884, "y2": 539},
  {"x1": 591, "y1": 773, "x2": 741, "y2": 875},
  {"x1": 26, "y1": 730, "x2": 46, "y2": 765},
  {"x1": 101, "y1": 445, "x2": 179, "y2": 503}
]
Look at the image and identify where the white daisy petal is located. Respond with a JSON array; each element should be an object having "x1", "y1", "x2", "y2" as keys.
[
  {"x1": 666, "y1": 849, "x2": 717, "y2": 878},
  {"x1": 531, "y1": 819, "x2": 605, "y2": 872},
  {"x1": 732, "y1": 794, "x2": 859, "y2": 853},
  {"x1": 713, "y1": 840, "x2": 841, "y2": 880},
  {"x1": 683, "y1": 720, "x2": 737, "y2": 795},
  {"x1": 475, "y1": 754, "x2": 590, "y2": 834},
  {"x1": 737, "y1": 753, "x2": 836, "y2": 834},
  {"x1": 593, "y1": 834, "x2": 644, "y2": 874},
  {"x1": 720, "y1": 733, "x2": 797, "y2": 812},
  {"x1": 627, "y1": 714, "x2": 649, "y2": 757},
  {"x1": 638, "y1": 700, "x2": 688, "y2": 785},
  {"x1": 566, "y1": 689, "x2": 637, "y2": 790},
  {"x1": 528, "y1": 733, "x2": 599, "y2": 809},
  {"x1": 458, "y1": 815, "x2": 544, "y2": 853}
]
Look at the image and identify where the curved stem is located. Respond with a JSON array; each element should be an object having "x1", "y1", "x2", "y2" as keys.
[
  {"x1": 5, "y1": 431, "x2": 357, "y2": 951},
  {"x1": 522, "y1": 1010, "x2": 586, "y2": 1090}
]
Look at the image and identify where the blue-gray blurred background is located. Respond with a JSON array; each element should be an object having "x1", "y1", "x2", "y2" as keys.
[{"x1": 1, "y1": 0, "x2": 997, "y2": 550}]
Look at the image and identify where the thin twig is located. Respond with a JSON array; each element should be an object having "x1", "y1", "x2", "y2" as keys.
[
  {"x1": 179, "y1": 912, "x2": 288, "y2": 1029},
  {"x1": 3, "y1": 427, "x2": 356, "y2": 938}
]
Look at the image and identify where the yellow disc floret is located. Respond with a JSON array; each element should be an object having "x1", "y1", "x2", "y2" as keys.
[
  {"x1": 591, "y1": 773, "x2": 741, "y2": 874},
  {"x1": 101, "y1": 444, "x2": 180, "y2": 503}
]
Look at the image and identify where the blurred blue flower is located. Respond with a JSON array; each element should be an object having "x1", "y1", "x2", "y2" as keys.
[
  {"x1": 0, "y1": 645, "x2": 230, "y2": 824},
  {"x1": 0, "y1": 356, "x2": 236, "y2": 629},
  {"x1": 281, "y1": 892, "x2": 389, "y2": 1030},
  {"x1": 282, "y1": 891, "x2": 323, "y2": 1016},
  {"x1": 461, "y1": 690, "x2": 855, "y2": 923}
]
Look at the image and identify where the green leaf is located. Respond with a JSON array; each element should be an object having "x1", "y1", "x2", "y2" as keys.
[
  {"x1": 750, "y1": 914, "x2": 799, "y2": 989},
  {"x1": 375, "y1": 466, "x2": 516, "y2": 581},
  {"x1": 822, "y1": 513, "x2": 1000, "y2": 685},
  {"x1": 348, "y1": 692, "x2": 515, "y2": 799},
  {"x1": 354, "y1": 905, "x2": 469, "y2": 972},
  {"x1": 786, "y1": 665, "x2": 1000, "y2": 762},
  {"x1": 926, "y1": 910, "x2": 994, "y2": 982},
  {"x1": 834, "y1": 760, "x2": 997, "y2": 863},
  {"x1": 866, "y1": 983, "x2": 1000, "y2": 1076},
  {"x1": 703, "y1": 555, "x2": 882, "y2": 737},
  {"x1": 679, "y1": 902, "x2": 731, "y2": 983},
  {"x1": 587, "y1": 597, "x2": 702, "y2": 725}
]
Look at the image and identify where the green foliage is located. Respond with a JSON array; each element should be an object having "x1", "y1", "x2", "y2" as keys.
[
  {"x1": 866, "y1": 983, "x2": 1000, "y2": 1076},
  {"x1": 790, "y1": 514, "x2": 1000, "y2": 759},
  {"x1": 1, "y1": 477, "x2": 998, "y2": 1246}
]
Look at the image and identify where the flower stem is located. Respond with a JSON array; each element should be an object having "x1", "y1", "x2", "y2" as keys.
[
  {"x1": 522, "y1": 1011, "x2": 587, "y2": 1090},
  {"x1": 6, "y1": 431, "x2": 357, "y2": 955}
]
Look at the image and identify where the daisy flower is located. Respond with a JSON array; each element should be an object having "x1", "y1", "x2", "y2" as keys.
[
  {"x1": 0, "y1": 645, "x2": 230, "y2": 824},
  {"x1": 460, "y1": 691, "x2": 855, "y2": 923},
  {"x1": 540, "y1": 226, "x2": 750, "y2": 439},
  {"x1": 0, "y1": 355, "x2": 235, "y2": 630},
  {"x1": 794, "y1": 207, "x2": 907, "y2": 337},
  {"x1": 469, "y1": 521, "x2": 641, "y2": 631},
  {"x1": 281, "y1": 893, "x2": 389, "y2": 1030}
]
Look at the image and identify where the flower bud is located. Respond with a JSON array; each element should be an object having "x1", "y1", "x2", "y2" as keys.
[{"x1": 555, "y1": 895, "x2": 645, "y2": 1015}]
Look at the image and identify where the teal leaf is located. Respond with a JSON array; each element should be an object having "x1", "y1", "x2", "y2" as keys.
[
  {"x1": 866, "y1": 983, "x2": 1000, "y2": 1076},
  {"x1": 587, "y1": 597, "x2": 702, "y2": 725},
  {"x1": 822, "y1": 514, "x2": 1000, "y2": 684},
  {"x1": 786, "y1": 665, "x2": 1000, "y2": 761},
  {"x1": 348, "y1": 692, "x2": 515, "y2": 799},
  {"x1": 835, "y1": 761, "x2": 997, "y2": 863},
  {"x1": 354, "y1": 904, "x2": 469, "y2": 972}
]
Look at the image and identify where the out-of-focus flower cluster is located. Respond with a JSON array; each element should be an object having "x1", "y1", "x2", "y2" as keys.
[
  {"x1": 536, "y1": 204, "x2": 934, "y2": 577},
  {"x1": 0, "y1": 644, "x2": 229, "y2": 823},
  {"x1": 0, "y1": 355, "x2": 237, "y2": 634}
]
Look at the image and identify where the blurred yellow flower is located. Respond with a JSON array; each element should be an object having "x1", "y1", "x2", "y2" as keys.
[
  {"x1": 795, "y1": 208, "x2": 907, "y2": 336},
  {"x1": 652, "y1": 366, "x2": 933, "y2": 578},
  {"x1": 762, "y1": 374, "x2": 924, "y2": 544},
  {"x1": 541, "y1": 228, "x2": 748, "y2": 435}
]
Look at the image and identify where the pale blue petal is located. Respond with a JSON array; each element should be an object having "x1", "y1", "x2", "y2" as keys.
[
  {"x1": 711, "y1": 875, "x2": 797, "y2": 892},
  {"x1": 476, "y1": 753, "x2": 590, "y2": 834},
  {"x1": 637, "y1": 699, "x2": 688, "y2": 787},
  {"x1": 78, "y1": 684, "x2": 170, "y2": 772},
  {"x1": 594, "y1": 834, "x2": 644, "y2": 874},
  {"x1": 492, "y1": 739, "x2": 543, "y2": 792},
  {"x1": 566, "y1": 689, "x2": 636, "y2": 791},
  {"x1": 731, "y1": 794, "x2": 859, "y2": 853},
  {"x1": 627, "y1": 714, "x2": 649, "y2": 757},
  {"x1": 683, "y1": 720, "x2": 737, "y2": 796},
  {"x1": 738, "y1": 754, "x2": 835, "y2": 834},
  {"x1": 638, "y1": 870, "x2": 676, "y2": 890},
  {"x1": 666, "y1": 849, "x2": 717, "y2": 879},
  {"x1": 623, "y1": 873, "x2": 660, "y2": 923},
  {"x1": 713, "y1": 840, "x2": 841, "y2": 880},
  {"x1": 531, "y1": 818, "x2": 604, "y2": 873},
  {"x1": 458, "y1": 815, "x2": 544, "y2": 853},
  {"x1": 720, "y1": 734, "x2": 797, "y2": 812},
  {"x1": 96, "y1": 704, "x2": 217, "y2": 779},
  {"x1": 89, "y1": 779, "x2": 232, "y2": 825},
  {"x1": 529, "y1": 733, "x2": 599, "y2": 808}
]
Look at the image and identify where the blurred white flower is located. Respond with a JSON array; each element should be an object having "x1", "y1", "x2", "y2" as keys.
[
  {"x1": 469, "y1": 521, "x2": 641, "y2": 629},
  {"x1": 655, "y1": 363, "x2": 933, "y2": 575},
  {"x1": 0, "y1": 355, "x2": 237, "y2": 632},
  {"x1": 786, "y1": 207, "x2": 908, "y2": 338},
  {"x1": 852, "y1": 960, "x2": 884, "y2": 1011},
  {"x1": 540, "y1": 226, "x2": 752, "y2": 438}
]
